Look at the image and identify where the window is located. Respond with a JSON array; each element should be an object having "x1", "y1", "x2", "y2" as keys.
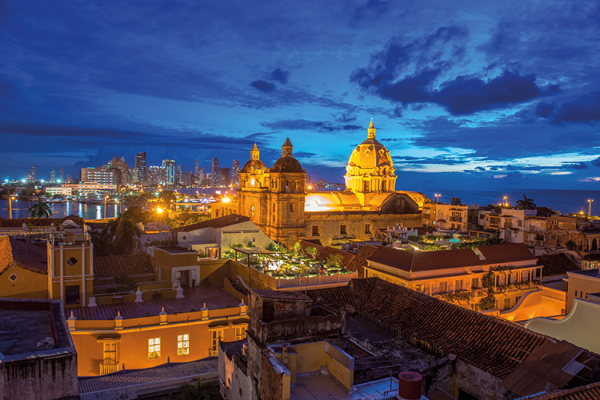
[
  {"x1": 522, "y1": 270, "x2": 529, "y2": 282},
  {"x1": 250, "y1": 205, "x2": 255, "y2": 218},
  {"x1": 424, "y1": 209, "x2": 430, "y2": 214},
  {"x1": 177, "y1": 334, "x2": 190, "y2": 355},
  {"x1": 471, "y1": 278, "x2": 479, "y2": 289},
  {"x1": 235, "y1": 327, "x2": 246, "y2": 341},
  {"x1": 65, "y1": 285, "x2": 80, "y2": 305},
  {"x1": 415, "y1": 284, "x2": 424, "y2": 292},
  {"x1": 289, "y1": 203, "x2": 296, "y2": 212},
  {"x1": 67, "y1": 257, "x2": 78, "y2": 266},
  {"x1": 365, "y1": 224, "x2": 371, "y2": 234},
  {"x1": 312, "y1": 225, "x2": 320, "y2": 236},
  {"x1": 148, "y1": 338, "x2": 161, "y2": 359},
  {"x1": 575, "y1": 290, "x2": 578, "y2": 297},
  {"x1": 340, "y1": 224, "x2": 347, "y2": 235},
  {"x1": 211, "y1": 330, "x2": 223, "y2": 356},
  {"x1": 8, "y1": 273, "x2": 18, "y2": 282},
  {"x1": 104, "y1": 343, "x2": 117, "y2": 364},
  {"x1": 455, "y1": 279, "x2": 463, "y2": 290}
]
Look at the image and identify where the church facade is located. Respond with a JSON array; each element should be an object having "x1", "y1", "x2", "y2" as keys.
[{"x1": 238, "y1": 121, "x2": 426, "y2": 246}]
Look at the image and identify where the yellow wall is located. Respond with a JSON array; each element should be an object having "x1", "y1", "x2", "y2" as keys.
[
  {"x1": 0, "y1": 265, "x2": 48, "y2": 299},
  {"x1": 567, "y1": 272, "x2": 600, "y2": 312},
  {"x1": 287, "y1": 341, "x2": 354, "y2": 390},
  {"x1": 71, "y1": 314, "x2": 247, "y2": 376},
  {"x1": 48, "y1": 244, "x2": 94, "y2": 307}
]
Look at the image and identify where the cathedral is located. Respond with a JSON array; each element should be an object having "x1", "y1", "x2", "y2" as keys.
[{"x1": 237, "y1": 120, "x2": 427, "y2": 246}]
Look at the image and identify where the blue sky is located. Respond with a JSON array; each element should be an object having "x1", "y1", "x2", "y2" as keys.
[{"x1": 1, "y1": 0, "x2": 600, "y2": 189}]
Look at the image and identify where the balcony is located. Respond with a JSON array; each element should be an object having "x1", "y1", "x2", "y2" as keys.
[
  {"x1": 99, "y1": 360, "x2": 120, "y2": 375},
  {"x1": 49, "y1": 233, "x2": 91, "y2": 246},
  {"x1": 450, "y1": 217, "x2": 463, "y2": 222}
]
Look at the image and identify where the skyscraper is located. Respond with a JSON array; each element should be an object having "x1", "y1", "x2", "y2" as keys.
[
  {"x1": 232, "y1": 160, "x2": 240, "y2": 187},
  {"x1": 135, "y1": 152, "x2": 147, "y2": 183},
  {"x1": 220, "y1": 168, "x2": 231, "y2": 187},
  {"x1": 196, "y1": 167, "x2": 205, "y2": 186},
  {"x1": 59, "y1": 168, "x2": 64, "y2": 182},
  {"x1": 194, "y1": 159, "x2": 199, "y2": 176},
  {"x1": 212, "y1": 158, "x2": 219, "y2": 186},
  {"x1": 30, "y1": 165, "x2": 36, "y2": 180},
  {"x1": 50, "y1": 168, "x2": 56, "y2": 183},
  {"x1": 176, "y1": 165, "x2": 181, "y2": 185},
  {"x1": 162, "y1": 159, "x2": 175, "y2": 185}
]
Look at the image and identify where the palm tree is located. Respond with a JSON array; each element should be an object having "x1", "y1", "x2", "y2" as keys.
[
  {"x1": 29, "y1": 195, "x2": 52, "y2": 218},
  {"x1": 515, "y1": 194, "x2": 537, "y2": 210}
]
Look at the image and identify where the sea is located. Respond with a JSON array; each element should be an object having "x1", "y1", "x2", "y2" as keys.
[{"x1": 1, "y1": 187, "x2": 599, "y2": 220}]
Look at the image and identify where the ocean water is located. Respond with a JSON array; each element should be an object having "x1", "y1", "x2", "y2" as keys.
[{"x1": 2, "y1": 187, "x2": 599, "y2": 219}]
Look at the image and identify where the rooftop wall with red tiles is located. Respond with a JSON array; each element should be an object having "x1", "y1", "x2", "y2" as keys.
[{"x1": 304, "y1": 278, "x2": 548, "y2": 380}]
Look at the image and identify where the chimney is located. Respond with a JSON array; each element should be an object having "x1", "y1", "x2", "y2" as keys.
[{"x1": 397, "y1": 371, "x2": 422, "y2": 400}]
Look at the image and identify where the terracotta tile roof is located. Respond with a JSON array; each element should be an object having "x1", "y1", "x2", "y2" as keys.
[
  {"x1": 78, "y1": 357, "x2": 218, "y2": 394},
  {"x1": 367, "y1": 246, "x2": 483, "y2": 272},
  {"x1": 93, "y1": 254, "x2": 154, "y2": 278},
  {"x1": 0, "y1": 237, "x2": 47, "y2": 275},
  {"x1": 346, "y1": 245, "x2": 378, "y2": 278},
  {"x1": 305, "y1": 286, "x2": 353, "y2": 310},
  {"x1": 477, "y1": 243, "x2": 536, "y2": 264},
  {"x1": 537, "y1": 254, "x2": 581, "y2": 277},
  {"x1": 0, "y1": 215, "x2": 84, "y2": 228},
  {"x1": 172, "y1": 214, "x2": 250, "y2": 233},
  {"x1": 250, "y1": 289, "x2": 311, "y2": 301},
  {"x1": 524, "y1": 382, "x2": 600, "y2": 399},
  {"x1": 66, "y1": 285, "x2": 241, "y2": 320},
  {"x1": 309, "y1": 278, "x2": 548, "y2": 379}
]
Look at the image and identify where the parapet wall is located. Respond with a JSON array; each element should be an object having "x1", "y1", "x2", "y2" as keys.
[{"x1": 254, "y1": 309, "x2": 346, "y2": 343}]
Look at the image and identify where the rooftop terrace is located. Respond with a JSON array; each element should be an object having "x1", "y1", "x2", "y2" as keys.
[{"x1": 67, "y1": 284, "x2": 242, "y2": 320}]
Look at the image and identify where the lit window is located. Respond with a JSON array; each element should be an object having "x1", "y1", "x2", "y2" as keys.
[
  {"x1": 235, "y1": 327, "x2": 246, "y2": 341},
  {"x1": 211, "y1": 330, "x2": 223, "y2": 356},
  {"x1": 177, "y1": 334, "x2": 190, "y2": 355},
  {"x1": 148, "y1": 338, "x2": 161, "y2": 359}
]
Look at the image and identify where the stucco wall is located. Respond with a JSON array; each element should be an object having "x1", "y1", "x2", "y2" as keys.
[{"x1": 0, "y1": 265, "x2": 48, "y2": 299}]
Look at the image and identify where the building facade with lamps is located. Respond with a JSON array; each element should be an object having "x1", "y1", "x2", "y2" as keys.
[{"x1": 237, "y1": 121, "x2": 426, "y2": 246}]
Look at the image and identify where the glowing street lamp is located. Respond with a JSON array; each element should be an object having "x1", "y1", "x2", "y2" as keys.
[
  {"x1": 588, "y1": 199, "x2": 594, "y2": 216},
  {"x1": 503, "y1": 196, "x2": 507, "y2": 207},
  {"x1": 156, "y1": 207, "x2": 164, "y2": 214},
  {"x1": 8, "y1": 196, "x2": 15, "y2": 219},
  {"x1": 104, "y1": 195, "x2": 109, "y2": 219},
  {"x1": 434, "y1": 194, "x2": 441, "y2": 203}
]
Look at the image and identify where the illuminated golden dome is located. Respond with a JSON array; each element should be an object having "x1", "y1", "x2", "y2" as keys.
[{"x1": 344, "y1": 119, "x2": 396, "y2": 194}]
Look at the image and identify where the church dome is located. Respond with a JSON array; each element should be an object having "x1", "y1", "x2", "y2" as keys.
[
  {"x1": 347, "y1": 120, "x2": 393, "y2": 170},
  {"x1": 241, "y1": 159, "x2": 266, "y2": 173},
  {"x1": 270, "y1": 137, "x2": 304, "y2": 173},
  {"x1": 241, "y1": 143, "x2": 267, "y2": 173},
  {"x1": 344, "y1": 120, "x2": 396, "y2": 194}
]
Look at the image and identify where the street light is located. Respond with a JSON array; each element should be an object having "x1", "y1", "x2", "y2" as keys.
[
  {"x1": 104, "y1": 195, "x2": 109, "y2": 219},
  {"x1": 434, "y1": 194, "x2": 441, "y2": 203},
  {"x1": 156, "y1": 207, "x2": 164, "y2": 214},
  {"x1": 588, "y1": 199, "x2": 594, "y2": 216},
  {"x1": 8, "y1": 196, "x2": 14, "y2": 219},
  {"x1": 503, "y1": 196, "x2": 507, "y2": 207}
]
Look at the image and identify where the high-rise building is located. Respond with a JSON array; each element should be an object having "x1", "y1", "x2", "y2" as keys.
[
  {"x1": 59, "y1": 168, "x2": 64, "y2": 182},
  {"x1": 135, "y1": 152, "x2": 147, "y2": 183},
  {"x1": 182, "y1": 171, "x2": 193, "y2": 186},
  {"x1": 220, "y1": 168, "x2": 231, "y2": 187},
  {"x1": 30, "y1": 165, "x2": 36, "y2": 180},
  {"x1": 176, "y1": 165, "x2": 181, "y2": 185},
  {"x1": 212, "y1": 158, "x2": 219, "y2": 186},
  {"x1": 80, "y1": 167, "x2": 119, "y2": 185},
  {"x1": 194, "y1": 159, "x2": 199, "y2": 176},
  {"x1": 162, "y1": 159, "x2": 175, "y2": 185},
  {"x1": 232, "y1": 160, "x2": 240, "y2": 187},
  {"x1": 196, "y1": 167, "x2": 205, "y2": 186},
  {"x1": 50, "y1": 168, "x2": 56, "y2": 183}
]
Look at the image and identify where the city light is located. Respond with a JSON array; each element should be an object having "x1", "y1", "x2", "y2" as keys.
[
  {"x1": 222, "y1": 197, "x2": 231, "y2": 203},
  {"x1": 156, "y1": 207, "x2": 164, "y2": 214}
]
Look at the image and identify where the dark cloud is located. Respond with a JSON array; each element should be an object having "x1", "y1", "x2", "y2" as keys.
[
  {"x1": 592, "y1": 157, "x2": 600, "y2": 167},
  {"x1": 250, "y1": 80, "x2": 276, "y2": 92},
  {"x1": 261, "y1": 119, "x2": 361, "y2": 133},
  {"x1": 294, "y1": 151, "x2": 316, "y2": 158},
  {"x1": 350, "y1": 26, "x2": 554, "y2": 115},
  {"x1": 332, "y1": 111, "x2": 358, "y2": 123},
  {"x1": 563, "y1": 162, "x2": 588, "y2": 170},
  {"x1": 538, "y1": 92, "x2": 600, "y2": 125},
  {"x1": 269, "y1": 68, "x2": 289, "y2": 84}
]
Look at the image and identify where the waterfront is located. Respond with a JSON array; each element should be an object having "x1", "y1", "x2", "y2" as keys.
[{"x1": 1, "y1": 187, "x2": 599, "y2": 219}]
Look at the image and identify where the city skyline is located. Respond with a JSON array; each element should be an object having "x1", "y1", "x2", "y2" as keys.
[{"x1": 0, "y1": 1, "x2": 599, "y2": 190}]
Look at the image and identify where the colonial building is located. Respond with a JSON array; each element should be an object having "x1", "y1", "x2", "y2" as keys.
[{"x1": 237, "y1": 120, "x2": 425, "y2": 246}]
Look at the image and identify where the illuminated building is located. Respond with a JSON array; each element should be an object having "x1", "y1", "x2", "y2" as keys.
[
  {"x1": 232, "y1": 159, "x2": 240, "y2": 187},
  {"x1": 212, "y1": 157, "x2": 219, "y2": 186},
  {"x1": 237, "y1": 120, "x2": 427, "y2": 245},
  {"x1": 162, "y1": 159, "x2": 175, "y2": 185},
  {"x1": 135, "y1": 151, "x2": 147, "y2": 183}
]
